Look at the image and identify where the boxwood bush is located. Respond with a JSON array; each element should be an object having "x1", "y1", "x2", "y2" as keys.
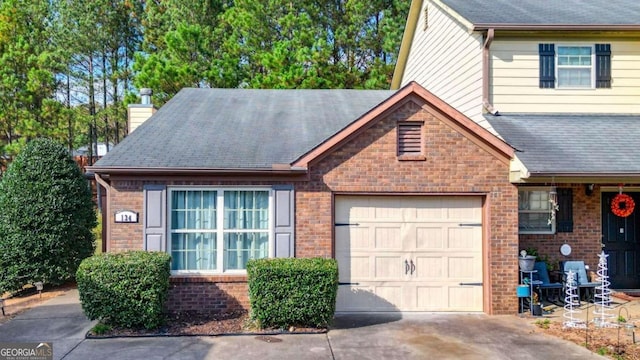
[
  {"x1": 76, "y1": 251, "x2": 170, "y2": 329},
  {"x1": 0, "y1": 138, "x2": 96, "y2": 293},
  {"x1": 247, "y1": 258, "x2": 338, "y2": 328}
]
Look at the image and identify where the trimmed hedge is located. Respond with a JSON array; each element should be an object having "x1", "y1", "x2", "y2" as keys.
[
  {"x1": 247, "y1": 258, "x2": 338, "y2": 328},
  {"x1": 76, "y1": 251, "x2": 170, "y2": 329}
]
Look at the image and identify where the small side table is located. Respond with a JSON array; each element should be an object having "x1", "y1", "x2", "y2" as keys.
[{"x1": 520, "y1": 270, "x2": 542, "y2": 315}]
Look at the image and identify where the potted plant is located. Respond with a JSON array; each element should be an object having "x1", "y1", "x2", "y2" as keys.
[
  {"x1": 531, "y1": 291, "x2": 543, "y2": 316},
  {"x1": 519, "y1": 250, "x2": 536, "y2": 271}
]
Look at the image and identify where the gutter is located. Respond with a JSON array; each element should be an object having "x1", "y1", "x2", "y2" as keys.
[
  {"x1": 87, "y1": 166, "x2": 309, "y2": 176},
  {"x1": 93, "y1": 173, "x2": 111, "y2": 253},
  {"x1": 482, "y1": 28, "x2": 498, "y2": 115},
  {"x1": 473, "y1": 24, "x2": 640, "y2": 32}
]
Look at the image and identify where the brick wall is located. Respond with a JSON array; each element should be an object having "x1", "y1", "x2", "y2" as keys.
[{"x1": 104, "y1": 98, "x2": 519, "y2": 315}]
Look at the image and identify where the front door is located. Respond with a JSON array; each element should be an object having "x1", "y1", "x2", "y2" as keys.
[{"x1": 602, "y1": 192, "x2": 640, "y2": 289}]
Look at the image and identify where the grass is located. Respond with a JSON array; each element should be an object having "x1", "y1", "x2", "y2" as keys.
[{"x1": 534, "y1": 319, "x2": 551, "y2": 329}]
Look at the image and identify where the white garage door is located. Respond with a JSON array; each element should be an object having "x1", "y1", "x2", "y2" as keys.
[{"x1": 335, "y1": 196, "x2": 483, "y2": 312}]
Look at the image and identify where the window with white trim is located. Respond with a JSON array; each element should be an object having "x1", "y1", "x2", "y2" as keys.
[
  {"x1": 557, "y1": 45, "x2": 593, "y2": 88},
  {"x1": 169, "y1": 188, "x2": 271, "y2": 273},
  {"x1": 518, "y1": 188, "x2": 555, "y2": 234}
]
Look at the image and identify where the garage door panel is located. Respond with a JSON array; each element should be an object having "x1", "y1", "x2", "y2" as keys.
[
  {"x1": 375, "y1": 256, "x2": 403, "y2": 279},
  {"x1": 416, "y1": 286, "x2": 445, "y2": 310},
  {"x1": 374, "y1": 226, "x2": 402, "y2": 249},
  {"x1": 414, "y1": 256, "x2": 444, "y2": 280},
  {"x1": 448, "y1": 256, "x2": 480, "y2": 279},
  {"x1": 415, "y1": 226, "x2": 444, "y2": 249},
  {"x1": 337, "y1": 285, "x2": 405, "y2": 312},
  {"x1": 447, "y1": 227, "x2": 481, "y2": 249},
  {"x1": 449, "y1": 287, "x2": 483, "y2": 310},
  {"x1": 337, "y1": 255, "x2": 370, "y2": 282}
]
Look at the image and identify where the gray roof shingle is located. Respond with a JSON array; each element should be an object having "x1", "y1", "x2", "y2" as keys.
[
  {"x1": 440, "y1": 0, "x2": 640, "y2": 26},
  {"x1": 93, "y1": 88, "x2": 395, "y2": 170},
  {"x1": 485, "y1": 114, "x2": 640, "y2": 175}
]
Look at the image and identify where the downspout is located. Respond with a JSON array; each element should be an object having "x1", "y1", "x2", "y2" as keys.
[
  {"x1": 482, "y1": 28, "x2": 499, "y2": 115},
  {"x1": 94, "y1": 173, "x2": 111, "y2": 253}
]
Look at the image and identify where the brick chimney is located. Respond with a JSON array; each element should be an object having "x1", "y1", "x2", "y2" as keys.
[{"x1": 127, "y1": 88, "x2": 156, "y2": 134}]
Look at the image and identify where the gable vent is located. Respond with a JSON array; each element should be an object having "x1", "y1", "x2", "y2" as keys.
[{"x1": 398, "y1": 122, "x2": 423, "y2": 155}]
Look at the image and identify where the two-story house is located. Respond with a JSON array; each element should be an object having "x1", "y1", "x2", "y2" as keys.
[{"x1": 393, "y1": 0, "x2": 640, "y2": 289}]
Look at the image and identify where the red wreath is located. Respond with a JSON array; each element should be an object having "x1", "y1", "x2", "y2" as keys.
[{"x1": 611, "y1": 193, "x2": 635, "y2": 218}]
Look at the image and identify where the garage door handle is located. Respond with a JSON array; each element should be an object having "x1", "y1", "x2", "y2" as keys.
[
  {"x1": 459, "y1": 223, "x2": 482, "y2": 227},
  {"x1": 459, "y1": 282, "x2": 483, "y2": 286},
  {"x1": 335, "y1": 223, "x2": 360, "y2": 226},
  {"x1": 338, "y1": 282, "x2": 360, "y2": 285},
  {"x1": 410, "y1": 260, "x2": 415, "y2": 275}
]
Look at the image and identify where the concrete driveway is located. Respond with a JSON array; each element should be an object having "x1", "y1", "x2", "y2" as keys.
[{"x1": 0, "y1": 290, "x2": 604, "y2": 360}]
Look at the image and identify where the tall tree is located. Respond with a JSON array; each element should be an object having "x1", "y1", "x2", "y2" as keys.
[{"x1": 0, "y1": 0, "x2": 65, "y2": 163}]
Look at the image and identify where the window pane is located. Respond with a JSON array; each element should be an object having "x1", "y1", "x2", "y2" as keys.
[
  {"x1": 519, "y1": 213, "x2": 552, "y2": 233},
  {"x1": 224, "y1": 191, "x2": 269, "y2": 229},
  {"x1": 170, "y1": 232, "x2": 217, "y2": 270},
  {"x1": 172, "y1": 190, "x2": 216, "y2": 230},
  {"x1": 224, "y1": 232, "x2": 268, "y2": 270},
  {"x1": 519, "y1": 190, "x2": 551, "y2": 211},
  {"x1": 558, "y1": 68, "x2": 591, "y2": 87}
]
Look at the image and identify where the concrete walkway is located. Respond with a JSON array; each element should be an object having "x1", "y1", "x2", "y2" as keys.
[{"x1": 0, "y1": 290, "x2": 605, "y2": 360}]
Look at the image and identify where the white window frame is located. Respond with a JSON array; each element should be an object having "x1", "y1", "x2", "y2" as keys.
[
  {"x1": 168, "y1": 187, "x2": 274, "y2": 275},
  {"x1": 556, "y1": 44, "x2": 595, "y2": 89},
  {"x1": 518, "y1": 187, "x2": 556, "y2": 235}
]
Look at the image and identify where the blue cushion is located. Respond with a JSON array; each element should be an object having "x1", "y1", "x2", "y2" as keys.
[{"x1": 533, "y1": 261, "x2": 562, "y2": 288}]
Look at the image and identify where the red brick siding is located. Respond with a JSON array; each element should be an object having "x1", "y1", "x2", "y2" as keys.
[
  {"x1": 166, "y1": 276, "x2": 249, "y2": 313},
  {"x1": 105, "y1": 99, "x2": 519, "y2": 315}
]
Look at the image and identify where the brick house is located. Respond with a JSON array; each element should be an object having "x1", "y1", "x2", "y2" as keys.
[
  {"x1": 89, "y1": 82, "x2": 518, "y2": 315},
  {"x1": 393, "y1": 0, "x2": 640, "y2": 291}
]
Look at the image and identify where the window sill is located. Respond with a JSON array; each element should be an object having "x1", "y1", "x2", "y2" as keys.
[
  {"x1": 398, "y1": 154, "x2": 426, "y2": 161},
  {"x1": 170, "y1": 274, "x2": 248, "y2": 283}
]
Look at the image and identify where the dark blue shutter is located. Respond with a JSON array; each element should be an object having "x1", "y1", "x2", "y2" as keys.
[
  {"x1": 143, "y1": 185, "x2": 166, "y2": 251},
  {"x1": 557, "y1": 188, "x2": 573, "y2": 233},
  {"x1": 595, "y1": 44, "x2": 611, "y2": 88},
  {"x1": 273, "y1": 185, "x2": 295, "y2": 257},
  {"x1": 539, "y1": 44, "x2": 555, "y2": 88}
]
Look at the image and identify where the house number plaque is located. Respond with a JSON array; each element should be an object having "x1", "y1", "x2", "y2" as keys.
[{"x1": 115, "y1": 210, "x2": 139, "y2": 223}]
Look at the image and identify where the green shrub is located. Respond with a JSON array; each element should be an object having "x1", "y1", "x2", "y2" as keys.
[
  {"x1": 76, "y1": 251, "x2": 171, "y2": 329},
  {"x1": 0, "y1": 138, "x2": 96, "y2": 293},
  {"x1": 247, "y1": 257, "x2": 338, "y2": 328}
]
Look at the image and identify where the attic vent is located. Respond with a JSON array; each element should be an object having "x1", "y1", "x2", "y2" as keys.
[{"x1": 397, "y1": 122, "x2": 423, "y2": 156}]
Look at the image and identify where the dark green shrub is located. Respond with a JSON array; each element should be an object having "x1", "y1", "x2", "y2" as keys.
[
  {"x1": 247, "y1": 257, "x2": 338, "y2": 328},
  {"x1": 76, "y1": 251, "x2": 171, "y2": 329},
  {"x1": 0, "y1": 138, "x2": 96, "y2": 293}
]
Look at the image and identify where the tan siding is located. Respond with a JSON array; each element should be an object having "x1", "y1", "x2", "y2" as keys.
[
  {"x1": 491, "y1": 39, "x2": 640, "y2": 113},
  {"x1": 402, "y1": 1, "x2": 485, "y2": 128}
]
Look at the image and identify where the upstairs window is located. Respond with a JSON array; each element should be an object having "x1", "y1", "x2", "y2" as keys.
[
  {"x1": 539, "y1": 43, "x2": 611, "y2": 89},
  {"x1": 557, "y1": 46, "x2": 593, "y2": 88},
  {"x1": 397, "y1": 121, "x2": 425, "y2": 159}
]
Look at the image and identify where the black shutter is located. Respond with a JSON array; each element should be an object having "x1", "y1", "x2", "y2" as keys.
[
  {"x1": 557, "y1": 188, "x2": 573, "y2": 233},
  {"x1": 539, "y1": 44, "x2": 555, "y2": 88},
  {"x1": 595, "y1": 44, "x2": 611, "y2": 88}
]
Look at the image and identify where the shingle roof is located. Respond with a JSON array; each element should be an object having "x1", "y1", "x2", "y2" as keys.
[
  {"x1": 440, "y1": 0, "x2": 640, "y2": 27},
  {"x1": 485, "y1": 114, "x2": 640, "y2": 175},
  {"x1": 93, "y1": 88, "x2": 395, "y2": 170}
]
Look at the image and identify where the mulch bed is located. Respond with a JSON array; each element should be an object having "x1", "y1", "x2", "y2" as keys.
[{"x1": 87, "y1": 310, "x2": 327, "y2": 338}]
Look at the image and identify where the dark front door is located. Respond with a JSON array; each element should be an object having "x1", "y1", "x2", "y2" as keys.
[{"x1": 602, "y1": 192, "x2": 640, "y2": 289}]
